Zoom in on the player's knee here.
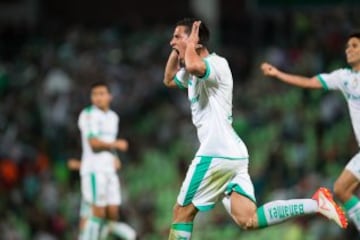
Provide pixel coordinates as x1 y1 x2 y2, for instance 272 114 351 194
92 206 106 219
232 212 257 230
172 204 197 222
107 211 119 221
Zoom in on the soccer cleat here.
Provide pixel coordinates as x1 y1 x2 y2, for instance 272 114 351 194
312 187 348 229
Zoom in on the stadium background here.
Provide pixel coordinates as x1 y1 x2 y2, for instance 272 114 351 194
0 0 360 239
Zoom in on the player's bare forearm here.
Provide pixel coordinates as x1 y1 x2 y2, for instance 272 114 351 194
164 50 180 88
275 71 322 89
276 72 321 88
89 138 117 152
184 42 206 77
261 62 322 89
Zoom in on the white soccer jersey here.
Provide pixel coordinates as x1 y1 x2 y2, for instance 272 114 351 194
317 68 360 146
174 53 248 159
78 105 119 174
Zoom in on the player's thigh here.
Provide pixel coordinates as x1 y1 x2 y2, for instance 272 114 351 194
81 172 107 207
230 192 257 220
106 173 121 206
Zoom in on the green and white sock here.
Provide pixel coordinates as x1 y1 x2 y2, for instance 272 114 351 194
168 222 193 240
344 196 360 231
257 199 318 228
99 221 110 240
107 221 136 240
82 216 103 240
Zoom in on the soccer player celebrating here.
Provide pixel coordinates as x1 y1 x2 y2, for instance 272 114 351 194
78 82 136 240
164 18 347 240
261 31 360 232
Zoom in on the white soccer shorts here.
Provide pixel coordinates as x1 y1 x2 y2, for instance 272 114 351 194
81 172 121 207
345 152 360 180
177 156 256 211
80 198 92 218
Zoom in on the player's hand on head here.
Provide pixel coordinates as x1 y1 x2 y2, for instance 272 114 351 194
114 139 129 152
187 20 201 46
261 62 279 77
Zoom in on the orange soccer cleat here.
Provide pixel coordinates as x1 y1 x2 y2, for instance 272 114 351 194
312 187 348 229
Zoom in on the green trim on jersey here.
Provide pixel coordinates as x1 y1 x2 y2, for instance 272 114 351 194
90 173 97 202
85 105 93 113
195 155 248 160
257 206 268 228
344 196 360 211
183 156 212 205
199 59 211 80
197 204 215 212
189 94 200 104
174 75 186 90
87 132 99 139
226 182 256 203
316 75 328 91
171 222 193 232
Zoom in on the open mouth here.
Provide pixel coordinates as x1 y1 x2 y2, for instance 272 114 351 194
173 48 180 55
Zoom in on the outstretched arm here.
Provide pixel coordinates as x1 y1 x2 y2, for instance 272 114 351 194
261 62 322 89
164 50 180 88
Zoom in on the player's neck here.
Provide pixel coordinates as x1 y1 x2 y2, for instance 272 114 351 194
95 105 110 112
352 64 360 72
198 48 209 58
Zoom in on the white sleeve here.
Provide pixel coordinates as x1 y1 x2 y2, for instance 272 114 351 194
78 110 100 138
199 58 217 82
174 68 189 89
316 69 345 91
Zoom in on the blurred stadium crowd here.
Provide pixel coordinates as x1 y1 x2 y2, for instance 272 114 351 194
1 3 360 240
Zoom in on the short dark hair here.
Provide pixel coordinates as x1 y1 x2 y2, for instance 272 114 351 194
90 81 110 92
176 17 210 47
347 31 360 40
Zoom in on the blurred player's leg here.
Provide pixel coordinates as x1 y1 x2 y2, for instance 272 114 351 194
81 173 107 240
100 174 136 240
100 205 136 240
82 214 103 240
78 199 92 240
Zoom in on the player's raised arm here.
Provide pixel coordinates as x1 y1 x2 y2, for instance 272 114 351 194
163 49 180 88
261 62 322 89
184 21 207 77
